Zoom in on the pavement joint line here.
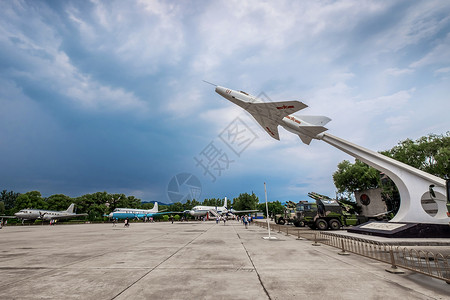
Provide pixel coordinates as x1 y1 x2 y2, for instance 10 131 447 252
302 238 438 299
110 223 217 300
233 224 272 300
0 231 169 290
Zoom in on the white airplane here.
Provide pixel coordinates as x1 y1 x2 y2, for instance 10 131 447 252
108 202 167 219
211 83 331 144
185 198 259 218
14 203 87 222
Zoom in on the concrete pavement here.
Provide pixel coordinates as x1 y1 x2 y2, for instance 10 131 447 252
0 221 448 299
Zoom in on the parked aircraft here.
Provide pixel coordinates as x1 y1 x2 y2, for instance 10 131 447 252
211 83 331 145
108 202 168 219
14 203 87 222
185 198 258 218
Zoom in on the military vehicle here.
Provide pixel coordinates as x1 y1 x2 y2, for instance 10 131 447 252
274 201 310 227
299 192 375 230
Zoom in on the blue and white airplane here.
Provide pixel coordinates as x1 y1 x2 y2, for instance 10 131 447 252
108 202 167 220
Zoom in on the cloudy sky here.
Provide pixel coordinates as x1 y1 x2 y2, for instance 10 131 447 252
1 0 449 204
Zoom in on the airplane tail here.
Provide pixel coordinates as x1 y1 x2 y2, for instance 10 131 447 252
297 115 331 126
151 202 158 213
65 203 75 213
297 115 331 145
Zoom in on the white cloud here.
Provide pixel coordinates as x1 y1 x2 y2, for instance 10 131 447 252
384 68 414 76
410 33 450 68
435 67 450 74
370 1 450 53
0 1 148 114
67 0 186 75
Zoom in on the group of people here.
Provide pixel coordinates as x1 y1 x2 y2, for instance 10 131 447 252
112 214 256 227
238 215 253 229
213 215 254 229
215 216 228 225
112 217 130 227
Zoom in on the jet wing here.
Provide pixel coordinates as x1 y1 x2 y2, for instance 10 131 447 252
245 101 308 119
231 209 260 214
253 115 280 140
50 213 88 220
244 101 307 140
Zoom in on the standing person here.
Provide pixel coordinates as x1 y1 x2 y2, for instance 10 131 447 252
124 217 129 227
243 216 248 229
223 216 227 225
112 218 117 227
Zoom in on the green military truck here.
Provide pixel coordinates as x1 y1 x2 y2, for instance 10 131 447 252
298 192 371 230
274 200 311 227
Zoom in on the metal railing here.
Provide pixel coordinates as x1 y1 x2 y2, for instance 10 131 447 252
255 221 450 283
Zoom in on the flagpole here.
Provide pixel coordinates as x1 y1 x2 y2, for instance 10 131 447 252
263 182 276 240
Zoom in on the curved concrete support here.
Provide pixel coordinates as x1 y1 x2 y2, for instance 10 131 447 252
318 133 448 225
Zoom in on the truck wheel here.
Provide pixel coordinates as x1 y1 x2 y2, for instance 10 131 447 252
315 219 328 230
328 219 341 230
294 221 305 227
278 218 285 225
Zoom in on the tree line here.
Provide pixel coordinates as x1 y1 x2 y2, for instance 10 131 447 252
0 190 283 221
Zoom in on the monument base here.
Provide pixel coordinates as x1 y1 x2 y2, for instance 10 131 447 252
347 221 450 238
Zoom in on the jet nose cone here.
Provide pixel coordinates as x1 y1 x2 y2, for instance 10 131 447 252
215 86 227 97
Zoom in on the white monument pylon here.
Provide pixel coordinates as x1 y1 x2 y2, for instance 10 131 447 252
318 133 448 225
212 84 448 225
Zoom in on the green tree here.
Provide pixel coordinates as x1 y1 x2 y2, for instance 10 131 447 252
15 191 46 211
1 189 20 212
257 200 284 218
76 192 110 221
141 202 155 210
45 194 73 211
232 192 259 211
0 201 5 215
169 202 184 212
333 160 381 195
381 132 450 179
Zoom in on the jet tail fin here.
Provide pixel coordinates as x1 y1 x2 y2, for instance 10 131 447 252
66 203 75 213
152 202 158 213
296 115 331 145
297 115 331 126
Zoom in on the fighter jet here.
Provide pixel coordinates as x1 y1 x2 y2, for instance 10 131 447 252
213 84 331 144
14 203 87 222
